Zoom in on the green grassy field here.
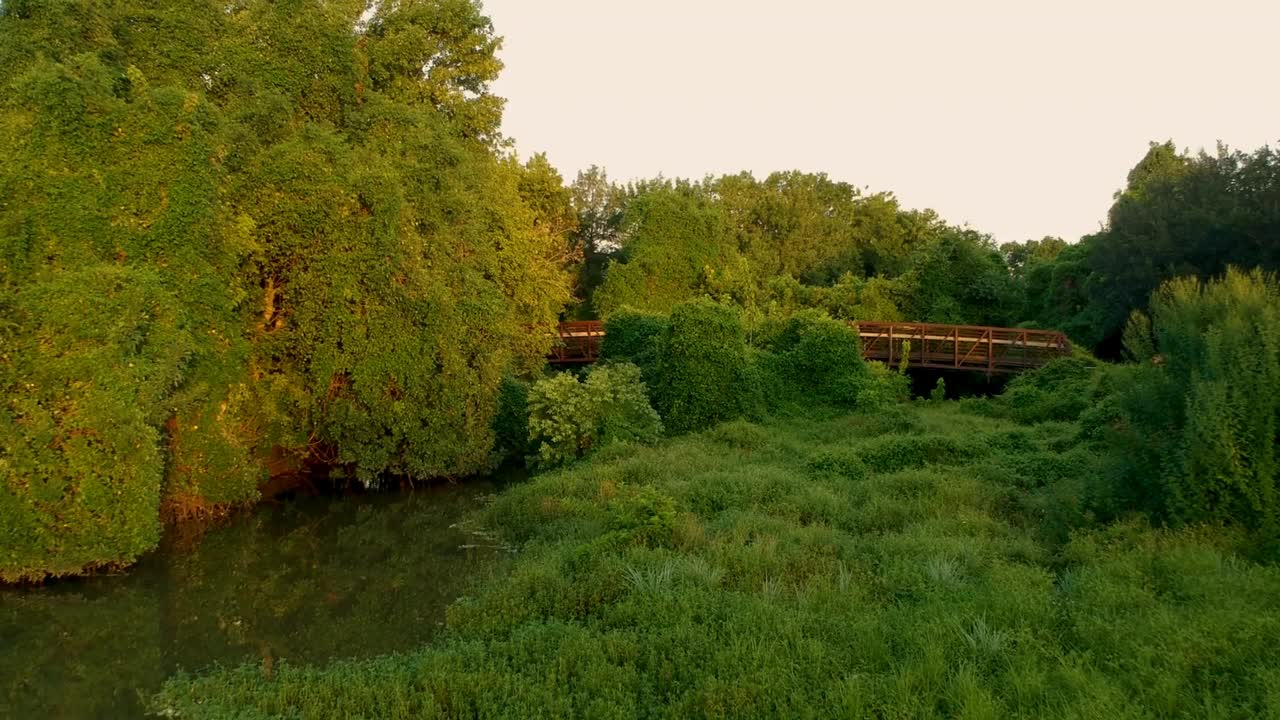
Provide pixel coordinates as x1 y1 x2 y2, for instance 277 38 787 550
155 402 1280 719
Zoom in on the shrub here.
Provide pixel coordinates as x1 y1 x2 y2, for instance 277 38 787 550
1108 268 1280 530
605 485 678 548
600 309 669 381
527 364 662 469
858 361 912 407
751 308 830 352
854 434 985 473
995 357 1098 423
491 375 531 463
771 313 869 406
652 300 756 434
806 450 870 481
754 311 907 411
930 377 947 403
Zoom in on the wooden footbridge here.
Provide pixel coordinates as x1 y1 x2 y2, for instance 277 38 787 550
550 320 1070 374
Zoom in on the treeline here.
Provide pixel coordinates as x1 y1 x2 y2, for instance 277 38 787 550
568 143 1280 357
0 1 577 581
569 169 1019 327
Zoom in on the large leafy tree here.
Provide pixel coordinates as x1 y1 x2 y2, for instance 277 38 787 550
592 184 733 316
894 228 1022 326
0 0 572 580
1030 142 1280 351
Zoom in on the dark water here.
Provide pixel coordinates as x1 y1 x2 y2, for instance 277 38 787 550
0 477 509 719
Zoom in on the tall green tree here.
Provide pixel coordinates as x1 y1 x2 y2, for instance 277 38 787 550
1032 141 1280 351
568 165 628 314
0 0 573 580
593 185 733 316
897 228 1021 326
1002 236 1068 278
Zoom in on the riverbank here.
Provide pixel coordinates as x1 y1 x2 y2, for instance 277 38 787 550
154 402 1280 718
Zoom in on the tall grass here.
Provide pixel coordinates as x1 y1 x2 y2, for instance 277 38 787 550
154 404 1280 718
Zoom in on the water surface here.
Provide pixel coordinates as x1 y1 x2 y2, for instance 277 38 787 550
0 478 507 718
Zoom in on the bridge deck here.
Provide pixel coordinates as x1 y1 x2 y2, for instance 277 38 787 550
550 320 1071 374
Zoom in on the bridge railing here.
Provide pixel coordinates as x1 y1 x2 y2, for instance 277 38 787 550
549 320 604 363
548 319 1071 374
854 322 1071 374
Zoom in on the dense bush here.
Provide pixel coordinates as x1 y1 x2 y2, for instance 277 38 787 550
651 300 757 434
1106 268 1280 531
491 376 532 464
990 357 1100 424
757 311 902 409
600 309 669 381
526 364 662 469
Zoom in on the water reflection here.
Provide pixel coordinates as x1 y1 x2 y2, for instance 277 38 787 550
0 478 505 719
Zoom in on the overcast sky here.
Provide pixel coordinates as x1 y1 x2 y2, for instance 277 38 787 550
482 0 1278 245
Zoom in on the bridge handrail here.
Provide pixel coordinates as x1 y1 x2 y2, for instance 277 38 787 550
853 320 1069 340
550 319 1072 371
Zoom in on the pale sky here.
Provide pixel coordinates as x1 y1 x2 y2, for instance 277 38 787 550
482 0 1279 245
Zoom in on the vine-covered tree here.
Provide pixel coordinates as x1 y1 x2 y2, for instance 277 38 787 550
0 0 573 581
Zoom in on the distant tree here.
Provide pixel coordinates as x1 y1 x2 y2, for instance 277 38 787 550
517 153 578 241
568 166 629 313
1046 141 1280 353
1002 236 1068 277
593 186 734 316
898 228 1021 326
571 166 628 255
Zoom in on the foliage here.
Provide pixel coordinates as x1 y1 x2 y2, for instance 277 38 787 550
1002 236 1068 277
1026 142 1280 352
930 377 947 403
0 0 574 578
526 364 662 469
585 170 1029 329
567 166 629 315
898 227 1021 326
156 404 1280 718
651 300 756 434
760 274 904 323
593 186 732 316
755 311 897 410
599 308 668 381
491 376 531 464
1 267 179 581
988 357 1100 424
1020 242 1105 346
1107 268 1280 530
